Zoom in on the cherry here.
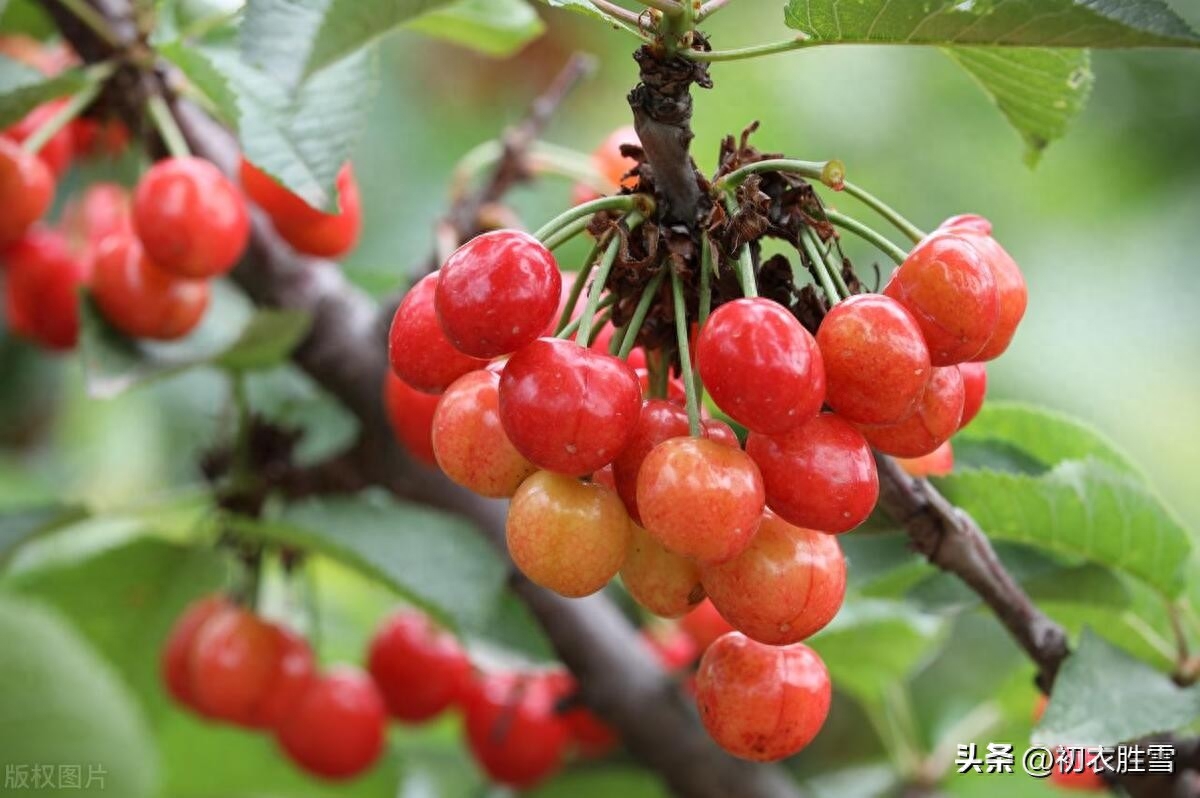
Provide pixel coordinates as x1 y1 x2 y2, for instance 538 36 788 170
898 441 955 477
696 632 831 762
816 294 931 425
506 470 631 597
621 523 705 618
0 137 54 248
0 35 76 75
161 595 230 709
432 369 537 497
593 125 640 190
253 627 318 730
642 623 700 671
1032 696 1108 792
958 361 987 429
939 213 992 236
5 100 74 176
680 599 735 653
701 511 845 645
61 182 132 252
382 372 440 467
132 156 250 279
611 399 690 521
72 117 130 159
635 367 688 403
435 230 561 359
388 272 489 393
702 419 741 449
591 464 617 491
462 671 569 788
276 667 387 780
858 365 965 458
367 609 472 724
939 217 1027 361
636 437 765 566
240 159 362 259
696 297 825 434
499 338 642 476
885 231 1000 366
91 234 209 341
2 226 89 351
542 670 618 758
746 413 878 535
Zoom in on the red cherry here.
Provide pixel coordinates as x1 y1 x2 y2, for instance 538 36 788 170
61 182 132 252
958 361 987 429
72 117 130 159
897 441 954 478
91 234 209 341
636 437 765 566
642 623 700 671
621 523 705 618
432 369 537 497
435 230 561 358
367 610 472 724
1051 765 1107 792
0 137 54 248
817 294 931 425
965 235 1027 361
593 125 640 190
591 464 617 490
611 399 690 521
132 156 250 279
388 272 489 393
702 419 741 449
382 371 440 467
161 595 230 708
2 226 89 350
939 214 992 236
250 627 317 730
746 413 878 535
542 670 618 758
586 320 647 369
240 159 362 259
462 672 569 788
187 606 285 724
5 100 74 176
277 667 387 780
884 232 999 366
696 298 825 434
858 365 965 458
701 512 845 645
506 470 631 598
635 367 688 402
696 633 831 762
680 599 735 653
499 338 642 476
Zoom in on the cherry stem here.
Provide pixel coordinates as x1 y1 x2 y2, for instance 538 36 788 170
800 226 842 307
716 158 842 191
57 0 122 48
684 36 814 63
147 94 191 159
578 214 639 347
451 140 609 201
840 180 926 244
670 268 702 437
21 66 111 155
824 208 909 265
617 267 667 359
722 194 758 298
543 216 593 251
640 0 684 16
815 231 853 298
533 194 646 243
555 242 603 336
557 302 615 342
694 235 714 401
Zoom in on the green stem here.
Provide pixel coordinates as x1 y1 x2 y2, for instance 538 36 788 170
58 0 122 48
696 0 729 21
577 222 632 347
21 66 112 155
555 243 602 336
640 0 684 16
533 195 646 243
618 268 667 360
684 36 813 63
670 269 701 437
542 215 592 251
558 304 614 342
840 180 926 244
697 234 714 330
824 208 909 265
722 195 758 298
816 233 853 298
147 94 191 158
800 227 842 307
717 158 842 191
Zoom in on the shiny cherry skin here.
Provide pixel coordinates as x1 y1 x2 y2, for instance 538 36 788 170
0 137 54 248
276 667 387 780
621 523 705 618
885 231 1000 366
695 632 831 762
939 213 992 236
696 298 825 435
702 419 741 449
367 609 472 724
593 125 640 190
897 441 954 478
611 399 690 521
382 371 440 467
240 159 362 259
432 369 537 497
161 595 230 709
637 437 765 566
91 234 209 341
61 182 132 252
499 338 642 476
2 226 89 351
958 361 987 430
701 511 846 645
746 413 878 535
132 156 250 279
816 294 931 425
5 100 74 176
462 671 569 788
939 217 1027 361
680 599 735 653
388 272 488 393
250 627 317 730
858 365 965 458
506 470 631 598
187 605 286 724
435 230 561 359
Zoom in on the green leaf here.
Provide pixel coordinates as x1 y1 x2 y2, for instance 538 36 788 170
1034 629 1200 745
0 596 157 798
159 42 240 129
783 0 1200 48
407 0 545 57
540 0 639 33
213 309 312 371
232 489 507 631
0 56 86 128
0 504 88 565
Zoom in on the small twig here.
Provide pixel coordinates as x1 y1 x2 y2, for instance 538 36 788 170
592 0 649 26
696 0 730 21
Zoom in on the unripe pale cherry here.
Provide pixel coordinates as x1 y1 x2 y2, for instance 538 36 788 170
621 523 705 618
680 599 735 653
276 667 387 781
0 137 54 248
2 227 89 351
898 441 955 477
91 234 210 341
435 230 561 358
816 294 931 425
695 632 831 762
61 182 132 252
701 511 845 645
637 437 765 566
611 399 690 521
499 338 642 476
367 610 472 723
240 159 361 259
382 372 440 467
884 231 999 366
938 216 1027 361
958 361 987 430
132 156 250 279
462 671 569 788
506 471 631 598
746 413 878 535
696 297 825 434
388 272 488 393
858 365 965 458
432 369 537 497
